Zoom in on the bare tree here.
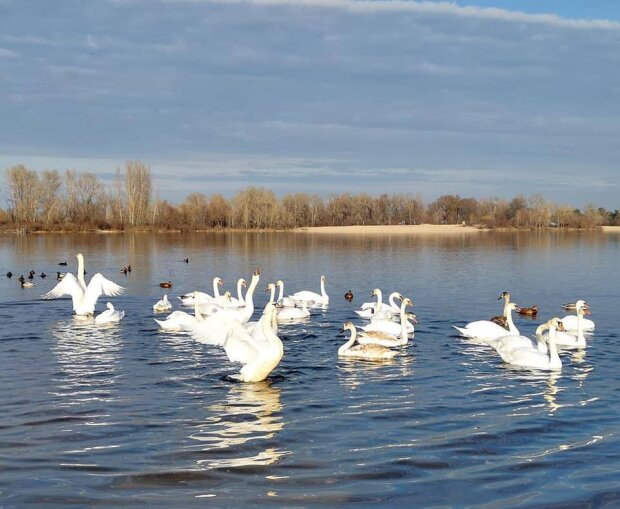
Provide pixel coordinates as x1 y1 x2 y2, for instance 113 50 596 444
6 164 40 226
125 161 152 226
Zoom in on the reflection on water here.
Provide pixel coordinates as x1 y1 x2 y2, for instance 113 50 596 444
189 381 288 470
51 318 123 406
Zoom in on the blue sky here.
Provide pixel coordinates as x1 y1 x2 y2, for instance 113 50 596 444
0 0 618 208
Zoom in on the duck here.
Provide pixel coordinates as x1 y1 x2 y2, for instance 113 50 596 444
18 275 36 288
289 275 329 307
6 271 12 278
357 312 417 348
496 318 564 370
561 300 595 332
153 294 172 312
517 304 539 317
338 322 398 360
39 272 46 278
95 302 125 324
28 270 35 280
42 253 124 316
159 281 173 289
120 266 130 275
58 261 67 266
344 290 353 302
453 297 519 341
182 258 189 263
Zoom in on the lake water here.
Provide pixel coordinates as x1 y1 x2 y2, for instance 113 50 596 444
1 230 619 507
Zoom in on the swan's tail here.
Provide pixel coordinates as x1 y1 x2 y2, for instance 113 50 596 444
155 318 180 331
452 325 471 337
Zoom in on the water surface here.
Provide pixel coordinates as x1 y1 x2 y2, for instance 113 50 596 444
1 231 619 507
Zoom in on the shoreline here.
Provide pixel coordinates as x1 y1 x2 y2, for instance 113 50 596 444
602 226 620 232
297 224 486 234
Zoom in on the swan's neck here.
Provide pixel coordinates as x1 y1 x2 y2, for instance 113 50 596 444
243 274 260 318
547 325 561 364
505 307 518 334
399 314 409 339
338 328 356 355
213 278 221 298
375 290 383 312
76 254 87 289
163 294 168 303
268 285 275 305
237 279 246 304
277 282 284 303
576 310 585 342
320 278 327 299
388 292 399 309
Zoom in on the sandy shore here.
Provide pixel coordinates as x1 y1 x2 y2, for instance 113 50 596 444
602 226 620 232
298 224 485 234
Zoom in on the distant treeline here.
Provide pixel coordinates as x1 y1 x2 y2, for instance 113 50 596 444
2 162 619 231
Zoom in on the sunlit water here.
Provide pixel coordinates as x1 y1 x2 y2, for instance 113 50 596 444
1 231 619 507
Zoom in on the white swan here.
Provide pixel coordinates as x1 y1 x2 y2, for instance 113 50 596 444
95 302 125 324
561 300 595 332
356 291 402 319
290 275 329 307
277 301 310 322
155 300 204 332
362 297 415 336
227 278 247 308
357 312 416 348
490 315 550 356
153 294 172 312
179 277 223 306
453 299 519 340
549 300 588 349
275 280 296 307
42 253 124 316
496 318 563 370
199 303 284 382
195 269 261 328
338 322 398 360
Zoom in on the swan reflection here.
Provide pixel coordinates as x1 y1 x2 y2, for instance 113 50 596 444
50 317 123 405
189 381 288 469
337 354 414 391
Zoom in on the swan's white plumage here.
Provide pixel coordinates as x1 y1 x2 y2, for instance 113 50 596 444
95 302 125 324
153 294 172 312
42 253 124 316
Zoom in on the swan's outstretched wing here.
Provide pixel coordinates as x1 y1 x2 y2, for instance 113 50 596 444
42 273 81 299
221 328 260 364
83 273 124 310
191 315 245 346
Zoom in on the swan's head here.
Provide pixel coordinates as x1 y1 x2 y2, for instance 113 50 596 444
276 279 284 287
506 302 518 311
575 300 590 314
402 297 414 308
498 291 510 301
223 291 232 301
106 302 114 310
321 275 326 282
406 312 418 324
216 277 224 286
254 266 262 276
239 278 247 287
76 253 84 263
548 318 565 331
372 288 380 297
265 283 275 292
341 321 355 332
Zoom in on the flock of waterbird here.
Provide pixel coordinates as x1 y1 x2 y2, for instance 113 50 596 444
15 253 594 382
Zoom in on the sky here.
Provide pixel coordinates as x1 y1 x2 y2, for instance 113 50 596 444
0 0 619 208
